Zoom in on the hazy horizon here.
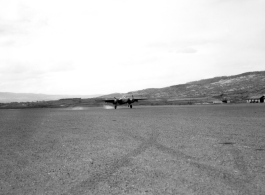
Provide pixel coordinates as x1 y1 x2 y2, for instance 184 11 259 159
1 0 265 95
1 70 264 96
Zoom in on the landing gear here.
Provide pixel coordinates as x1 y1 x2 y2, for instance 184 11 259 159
129 105 132 109
114 105 117 109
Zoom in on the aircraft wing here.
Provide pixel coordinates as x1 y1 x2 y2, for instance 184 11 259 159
133 98 147 101
105 99 115 103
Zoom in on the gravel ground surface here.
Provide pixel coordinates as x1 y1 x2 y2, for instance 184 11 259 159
0 104 265 195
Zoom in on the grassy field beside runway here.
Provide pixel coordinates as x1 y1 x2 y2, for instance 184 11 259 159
0 104 265 194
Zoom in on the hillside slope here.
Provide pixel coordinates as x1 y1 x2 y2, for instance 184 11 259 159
2 71 265 104
112 71 265 102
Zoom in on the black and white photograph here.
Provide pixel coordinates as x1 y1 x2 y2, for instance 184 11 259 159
0 0 265 194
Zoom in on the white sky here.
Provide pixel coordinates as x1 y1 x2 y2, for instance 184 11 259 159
0 0 265 95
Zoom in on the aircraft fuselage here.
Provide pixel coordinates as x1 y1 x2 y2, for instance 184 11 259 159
116 98 137 105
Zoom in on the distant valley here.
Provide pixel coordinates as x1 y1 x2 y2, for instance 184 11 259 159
0 92 102 103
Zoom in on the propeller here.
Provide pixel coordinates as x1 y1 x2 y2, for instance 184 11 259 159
128 95 134 103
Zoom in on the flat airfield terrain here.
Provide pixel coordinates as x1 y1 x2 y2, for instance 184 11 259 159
0 104 265 195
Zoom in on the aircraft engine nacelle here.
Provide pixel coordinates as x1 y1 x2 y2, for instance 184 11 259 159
114 97 118 104
129 95 135 103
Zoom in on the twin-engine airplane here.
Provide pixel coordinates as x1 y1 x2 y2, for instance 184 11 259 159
105 95 146 109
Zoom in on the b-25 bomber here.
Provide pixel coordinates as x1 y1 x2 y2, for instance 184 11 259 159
105 95 146 109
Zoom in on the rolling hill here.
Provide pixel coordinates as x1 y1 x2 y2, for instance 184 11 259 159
101 71 265 103
1 71 265 105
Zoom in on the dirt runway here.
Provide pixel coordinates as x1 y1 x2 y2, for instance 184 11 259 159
0 104 265 194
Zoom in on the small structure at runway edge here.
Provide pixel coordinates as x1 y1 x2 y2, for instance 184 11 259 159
246 95 265 103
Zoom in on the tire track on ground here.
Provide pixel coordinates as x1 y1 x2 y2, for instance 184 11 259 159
123 130 261 194
64 128 262 194
64 130 160 194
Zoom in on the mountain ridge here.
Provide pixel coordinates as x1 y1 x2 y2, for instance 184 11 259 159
100 71 265 102
1 71 265 103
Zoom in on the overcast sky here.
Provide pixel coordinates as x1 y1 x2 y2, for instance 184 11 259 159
0 0 264 95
